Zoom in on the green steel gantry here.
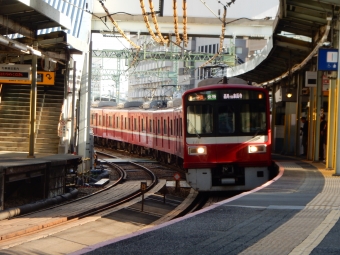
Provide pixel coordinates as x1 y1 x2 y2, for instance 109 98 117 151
91 48 237 102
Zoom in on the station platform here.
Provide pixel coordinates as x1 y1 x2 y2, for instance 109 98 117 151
0 151 53 160
0 151 82 211
70 155 340 255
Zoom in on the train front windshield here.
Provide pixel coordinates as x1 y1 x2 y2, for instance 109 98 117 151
186 89 268 137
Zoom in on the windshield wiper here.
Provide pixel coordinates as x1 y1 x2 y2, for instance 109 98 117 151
253 128 265 138
188 120 201 139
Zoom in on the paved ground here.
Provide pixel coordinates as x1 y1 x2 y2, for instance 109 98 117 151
69 156 340 255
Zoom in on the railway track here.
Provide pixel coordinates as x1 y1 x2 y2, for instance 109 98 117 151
0 151 193 244
0 150 244 254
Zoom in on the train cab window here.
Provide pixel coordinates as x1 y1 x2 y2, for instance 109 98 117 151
187 105 213 135
218 106 235 134
163 119 167 135
240 103 266 133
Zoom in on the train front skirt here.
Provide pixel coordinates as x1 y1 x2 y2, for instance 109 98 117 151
186 166 269 191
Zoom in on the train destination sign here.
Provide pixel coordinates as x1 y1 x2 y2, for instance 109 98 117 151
0 64 31 81
0 71 55 85
187 90 265 101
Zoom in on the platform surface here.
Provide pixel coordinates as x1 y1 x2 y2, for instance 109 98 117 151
69 155 340 255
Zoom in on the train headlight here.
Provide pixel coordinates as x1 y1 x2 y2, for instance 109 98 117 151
248 145 266 153
188 146 207 155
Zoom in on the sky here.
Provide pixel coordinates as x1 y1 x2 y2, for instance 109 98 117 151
93 0 279 19
92 0 279 50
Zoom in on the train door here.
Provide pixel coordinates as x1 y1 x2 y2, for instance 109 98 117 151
170 118 174 154
93 112 98 135
138 116 141 143
110 114 114 138
167 117 170 149
179 117 183 154
131 115 134 142
175 117 178 153
146 116 149 144
104 113 107 138
161 117 164 148
120 115 123 139
155 117 158 147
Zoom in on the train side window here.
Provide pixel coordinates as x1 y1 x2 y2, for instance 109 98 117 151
149 119 152 132
103 115 106 127
163 119 167 135
116 117 119 128
142 118 145 132
99 115 102 126
91 114 94 124
128 118 131 130
109 116 112 127
157 119 160 134
124 117 127 129
153 119 155 133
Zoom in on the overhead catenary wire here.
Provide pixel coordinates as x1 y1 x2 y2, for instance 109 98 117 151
61 0 132 51
182 0 188 47
148 0 169 45
140 0 163 44
173 0 182 45
98 0 140 49
199 5 227 68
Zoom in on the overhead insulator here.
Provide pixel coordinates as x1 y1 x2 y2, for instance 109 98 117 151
159 0 164 17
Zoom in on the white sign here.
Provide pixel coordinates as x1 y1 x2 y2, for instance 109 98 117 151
327 52 338 63
305 71 317 87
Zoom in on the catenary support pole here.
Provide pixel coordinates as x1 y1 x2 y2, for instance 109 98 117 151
28 41 38 158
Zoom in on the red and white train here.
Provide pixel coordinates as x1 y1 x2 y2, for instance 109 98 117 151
91 82 273 191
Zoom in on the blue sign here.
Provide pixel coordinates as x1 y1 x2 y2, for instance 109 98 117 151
317 48 338 71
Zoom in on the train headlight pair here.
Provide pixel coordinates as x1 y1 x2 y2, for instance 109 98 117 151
188 146 207 155
248 145 267 153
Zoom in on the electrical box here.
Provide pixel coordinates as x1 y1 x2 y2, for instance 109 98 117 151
305 71 317 87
